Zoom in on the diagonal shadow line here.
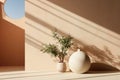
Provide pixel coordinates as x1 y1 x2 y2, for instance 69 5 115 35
25 18 86 50
25 21 52 37
26 34 44 45
25 37 42 49
27 0 120 41
37 0 84 22
25 13 56 33
26 0 99 35
26 13 120 48
25 34 44 49
65 73 120 80
37 0 120 40
26 13 86 46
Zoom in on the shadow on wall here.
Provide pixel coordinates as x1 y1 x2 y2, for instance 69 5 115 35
25 34 43 50
47 0 120 34
69 43 120 70
69 44 120 73
88 63 119 72
84 45 120 70
26 13 120 71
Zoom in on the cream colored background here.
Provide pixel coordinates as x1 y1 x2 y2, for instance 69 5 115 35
1 0 120 71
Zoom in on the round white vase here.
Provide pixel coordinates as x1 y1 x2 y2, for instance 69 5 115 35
69 49 91 73
56 62 66 72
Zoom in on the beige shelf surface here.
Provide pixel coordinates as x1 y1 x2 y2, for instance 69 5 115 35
0 71 119 80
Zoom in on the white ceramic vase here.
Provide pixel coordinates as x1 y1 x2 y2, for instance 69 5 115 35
69 49 91 73
56 62 66 72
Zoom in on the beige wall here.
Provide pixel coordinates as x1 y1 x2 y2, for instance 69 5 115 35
25 0 120 71
0 2 25 66
25 43 56 71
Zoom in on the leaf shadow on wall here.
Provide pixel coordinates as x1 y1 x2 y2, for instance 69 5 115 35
68 42 120 73
86 63 119 74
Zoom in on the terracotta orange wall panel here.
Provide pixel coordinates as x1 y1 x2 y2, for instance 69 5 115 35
0 19 25 66
0 3 2 19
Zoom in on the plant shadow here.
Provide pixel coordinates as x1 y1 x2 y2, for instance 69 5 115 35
86 63 119 74
84 45 120 70
68 43 120 71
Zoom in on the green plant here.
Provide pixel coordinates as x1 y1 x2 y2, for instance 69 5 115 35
41 32 73 63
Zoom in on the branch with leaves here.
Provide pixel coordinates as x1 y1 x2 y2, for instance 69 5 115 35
41 31 73 63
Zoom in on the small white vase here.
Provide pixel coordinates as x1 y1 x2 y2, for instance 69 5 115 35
57 62 66 72
69 49 91 73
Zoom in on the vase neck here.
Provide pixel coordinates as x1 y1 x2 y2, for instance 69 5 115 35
77 49 81 52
